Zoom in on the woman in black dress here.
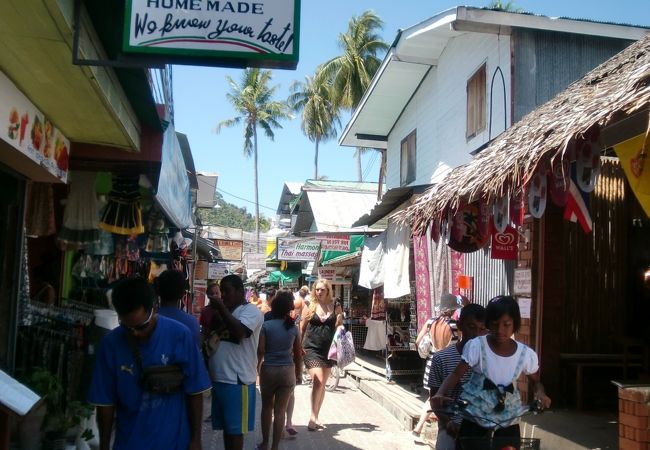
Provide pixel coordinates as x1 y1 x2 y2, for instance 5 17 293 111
300 279 342 431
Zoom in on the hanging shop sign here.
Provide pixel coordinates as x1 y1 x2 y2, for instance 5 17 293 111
317 267 336 280
208 261 229 279
0 72 70 183
318 234 350 251
277 237 320 261
244 252 266 270
213 239 243 261
123 0 301 69
490 225 518 260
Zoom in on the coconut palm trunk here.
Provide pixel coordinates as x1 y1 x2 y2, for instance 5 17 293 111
314 138 320 179
253 125 260 252
356 148 363 181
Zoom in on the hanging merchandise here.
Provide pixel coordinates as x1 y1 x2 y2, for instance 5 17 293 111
528 171 548 219
58 172 100 249
564 163 593 233
25 182 56 237
144 206 170 253
430 218 440 244
448 200 490 253
549 157 570 207
99 174 145 235
492 194 509 233
510 189 525 227
576 134 602 193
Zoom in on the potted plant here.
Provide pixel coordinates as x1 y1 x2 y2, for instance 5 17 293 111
24 368 94 450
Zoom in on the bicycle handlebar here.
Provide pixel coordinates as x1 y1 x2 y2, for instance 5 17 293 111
431 399 544 429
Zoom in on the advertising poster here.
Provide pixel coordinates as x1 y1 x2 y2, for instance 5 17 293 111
0 72 70 183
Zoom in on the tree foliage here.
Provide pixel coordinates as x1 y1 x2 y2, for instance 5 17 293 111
197 192 270 232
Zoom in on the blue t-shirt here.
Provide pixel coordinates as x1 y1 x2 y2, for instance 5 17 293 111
88 315 211 450
158 306 201 348
261 319 297 366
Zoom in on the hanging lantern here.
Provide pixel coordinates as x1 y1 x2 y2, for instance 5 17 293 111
528 171 548 219
492 194 509 233
549 157 570 206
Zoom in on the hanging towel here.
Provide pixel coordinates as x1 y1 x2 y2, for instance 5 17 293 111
358 232 386 289
383 220 410 299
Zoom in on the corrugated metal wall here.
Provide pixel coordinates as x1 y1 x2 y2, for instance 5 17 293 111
513 30 633 122
464 249 515 306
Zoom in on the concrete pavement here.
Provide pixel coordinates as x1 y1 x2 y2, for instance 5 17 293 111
201 376 430 450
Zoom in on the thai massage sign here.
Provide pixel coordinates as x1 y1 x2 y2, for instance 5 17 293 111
277 237 320 261
0 72 69 183
123 0 300 69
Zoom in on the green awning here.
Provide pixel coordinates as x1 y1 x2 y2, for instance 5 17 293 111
267 270 302 284
319 235 365 265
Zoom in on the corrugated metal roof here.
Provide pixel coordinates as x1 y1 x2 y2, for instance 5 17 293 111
303 179 381 192
294 189 383 233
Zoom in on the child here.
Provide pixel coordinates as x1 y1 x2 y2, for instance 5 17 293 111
432 296 551 444
428 304 487 450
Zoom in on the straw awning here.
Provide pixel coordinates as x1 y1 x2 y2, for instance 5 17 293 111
400 34 650 234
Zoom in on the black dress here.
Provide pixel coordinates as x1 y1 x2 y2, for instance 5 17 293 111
303 312 337 369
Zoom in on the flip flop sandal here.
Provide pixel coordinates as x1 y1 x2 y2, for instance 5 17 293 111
285 426 298 436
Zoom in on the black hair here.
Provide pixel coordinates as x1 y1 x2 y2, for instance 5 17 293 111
111 277 155 316
485 295 521 332
220 274 244 292
156 269 186 303
271 291 295 329
459 303 486 324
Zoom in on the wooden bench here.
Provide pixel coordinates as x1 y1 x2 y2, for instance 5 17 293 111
560 353 645 410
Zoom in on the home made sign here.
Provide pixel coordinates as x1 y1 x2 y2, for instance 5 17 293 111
124 0 300 68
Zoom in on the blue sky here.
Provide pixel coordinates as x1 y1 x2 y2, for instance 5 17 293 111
172 0 650 222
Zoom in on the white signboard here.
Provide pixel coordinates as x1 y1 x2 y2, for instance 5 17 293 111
277 237 320 261
317 267 336 280
0 72 70 183
124 0 300 67
245 252 266 270
513 268 532 295
517 297 532 319
319 234 350 252
208 262 229 279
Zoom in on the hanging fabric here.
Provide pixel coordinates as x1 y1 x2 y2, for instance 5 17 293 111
383 220 411 299
99 174 145 235
58 171 100 249
358 232 386 289
25 182 56 237
413 233 432 330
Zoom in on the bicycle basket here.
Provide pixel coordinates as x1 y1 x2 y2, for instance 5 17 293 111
458 436 540 450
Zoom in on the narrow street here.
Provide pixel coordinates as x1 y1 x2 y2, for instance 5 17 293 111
201 377 427 450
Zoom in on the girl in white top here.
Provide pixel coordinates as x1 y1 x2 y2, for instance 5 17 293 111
432 296 551 444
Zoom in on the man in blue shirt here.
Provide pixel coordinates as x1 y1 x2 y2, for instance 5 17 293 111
156 269 201 347
88 277 211 450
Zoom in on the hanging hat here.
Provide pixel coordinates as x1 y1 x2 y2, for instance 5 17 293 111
439 293 461 313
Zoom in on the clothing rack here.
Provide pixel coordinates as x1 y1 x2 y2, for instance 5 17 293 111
24 301 95 326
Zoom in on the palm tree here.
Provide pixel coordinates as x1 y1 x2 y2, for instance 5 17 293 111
488 1 522 12
288 73 340 179
216 68 291 252
319 10 389 181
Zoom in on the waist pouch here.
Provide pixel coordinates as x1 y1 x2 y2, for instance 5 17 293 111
141 364 184 394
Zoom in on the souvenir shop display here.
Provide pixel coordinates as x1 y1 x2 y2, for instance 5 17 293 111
57 172 100 249
99 174 144 235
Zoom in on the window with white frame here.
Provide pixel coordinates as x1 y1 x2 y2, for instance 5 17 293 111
400 130 416 186
466 63 486 139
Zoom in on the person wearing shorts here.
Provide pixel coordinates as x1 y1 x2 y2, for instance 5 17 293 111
208 275 264 450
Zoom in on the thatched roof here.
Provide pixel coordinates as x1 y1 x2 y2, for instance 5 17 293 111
401 33 650 235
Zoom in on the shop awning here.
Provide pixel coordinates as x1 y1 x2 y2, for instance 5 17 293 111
267 270 302 284
352 184 431 227
155 124 193 229
320 235 365 265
